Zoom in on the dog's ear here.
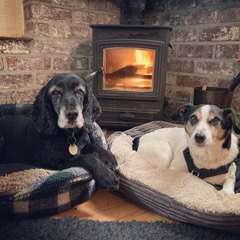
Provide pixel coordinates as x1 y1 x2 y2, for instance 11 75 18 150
83 87 102 132
32 86 58 136
171 103 195 123
222 108 240 135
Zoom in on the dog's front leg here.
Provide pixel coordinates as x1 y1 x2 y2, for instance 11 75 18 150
221 162 236 194
82 143 118 169
58 153 119 191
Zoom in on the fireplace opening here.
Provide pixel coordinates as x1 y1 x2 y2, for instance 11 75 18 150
103 48 155 91
91 24 172 129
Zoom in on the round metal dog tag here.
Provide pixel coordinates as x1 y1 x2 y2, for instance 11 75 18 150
69 144 78 155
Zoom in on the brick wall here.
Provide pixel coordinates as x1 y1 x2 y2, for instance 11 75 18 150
0 0 240 120
145 0 240 119
0 0 120 103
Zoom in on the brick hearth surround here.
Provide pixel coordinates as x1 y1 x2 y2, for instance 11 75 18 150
0 0 240 121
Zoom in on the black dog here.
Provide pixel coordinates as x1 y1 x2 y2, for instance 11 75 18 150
0 73 119 191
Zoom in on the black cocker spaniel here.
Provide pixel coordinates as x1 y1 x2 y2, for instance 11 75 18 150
0 73 119 191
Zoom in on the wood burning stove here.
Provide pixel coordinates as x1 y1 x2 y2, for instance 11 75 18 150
91 24 172 129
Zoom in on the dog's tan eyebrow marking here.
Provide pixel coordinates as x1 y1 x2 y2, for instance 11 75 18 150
49 86 63 94
194 110 202 120
208 111 217 121
75 85 86 94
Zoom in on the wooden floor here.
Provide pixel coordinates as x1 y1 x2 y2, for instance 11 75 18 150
53 189 172 222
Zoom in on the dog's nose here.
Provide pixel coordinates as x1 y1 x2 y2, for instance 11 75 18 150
66 110 78 121
194 133 206 144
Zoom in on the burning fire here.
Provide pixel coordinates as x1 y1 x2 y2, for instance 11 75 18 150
104 48 154 91
134 50 153 68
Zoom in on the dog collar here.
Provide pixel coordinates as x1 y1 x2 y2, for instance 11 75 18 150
183 147 232 179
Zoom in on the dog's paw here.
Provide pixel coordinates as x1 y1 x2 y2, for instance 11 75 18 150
98 151 118 169
95 168 119 191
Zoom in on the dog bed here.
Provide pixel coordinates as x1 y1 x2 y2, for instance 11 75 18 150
107 121 240 233
0 103 107 218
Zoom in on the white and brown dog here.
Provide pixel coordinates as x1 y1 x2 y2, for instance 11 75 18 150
134 104 240 194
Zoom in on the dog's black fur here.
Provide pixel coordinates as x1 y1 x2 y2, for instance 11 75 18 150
0 74 119 191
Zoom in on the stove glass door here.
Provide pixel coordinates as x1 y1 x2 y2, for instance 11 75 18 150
103 48 155 92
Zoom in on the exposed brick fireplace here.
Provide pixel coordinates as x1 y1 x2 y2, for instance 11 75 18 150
91 24 171 129
0 0 239 122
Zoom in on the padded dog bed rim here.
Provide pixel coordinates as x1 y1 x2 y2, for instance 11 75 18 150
118 173 240 232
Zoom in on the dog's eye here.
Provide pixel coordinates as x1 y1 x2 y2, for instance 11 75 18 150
189 115 198 125
209 117 220 126
52 90 61 96
76 89 84 95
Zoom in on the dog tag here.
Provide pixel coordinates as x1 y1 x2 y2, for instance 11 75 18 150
69 144 78 155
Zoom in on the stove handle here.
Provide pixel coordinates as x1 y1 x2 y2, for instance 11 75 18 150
119 113 135 121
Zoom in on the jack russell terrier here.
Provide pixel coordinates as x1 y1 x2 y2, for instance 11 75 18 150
133 104 240 194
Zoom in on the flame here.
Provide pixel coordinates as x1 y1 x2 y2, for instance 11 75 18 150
134 50 153 68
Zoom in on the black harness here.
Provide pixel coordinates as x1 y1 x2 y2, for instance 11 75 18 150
183 147 232 179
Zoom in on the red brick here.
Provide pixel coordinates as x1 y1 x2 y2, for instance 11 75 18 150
95 14 119 25
53 25 90 39
199 26 239 41
37 73 58 86
33 41 71 54
168 45 177 57
178 45 214 58
73 11 119 25
152 14 182 27
167 59 194 73
175 89 191 102
11 89 39 103
215 78 240 93
167 0 200 11
166 73 177 86
53 57 89 70
24 4 72 21
215 44 239 59
53 57 72 70
196 61 234 76
72 57 89 70
7 57 51 71
0 58 3 70
0 74 33 89
202 0 240 7
232 98 240 112
92 0 118 12
25 22 50 38
0 41 31 54
73 12 97 25
177 75 209 87
53 0 89 8
170 29 198 42
221 8 240 22
183 10 219 25
74 43 92 56
0 92 8 104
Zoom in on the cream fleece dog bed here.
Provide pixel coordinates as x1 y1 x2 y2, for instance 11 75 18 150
107 121 240 233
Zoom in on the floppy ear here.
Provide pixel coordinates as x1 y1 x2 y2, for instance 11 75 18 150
171 103 195 123
31 86 58 136
222 108 240 135
82 88 102 132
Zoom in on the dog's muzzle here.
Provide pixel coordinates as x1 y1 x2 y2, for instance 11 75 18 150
58 106 84 129
66 110 79 122
194 133 206 144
